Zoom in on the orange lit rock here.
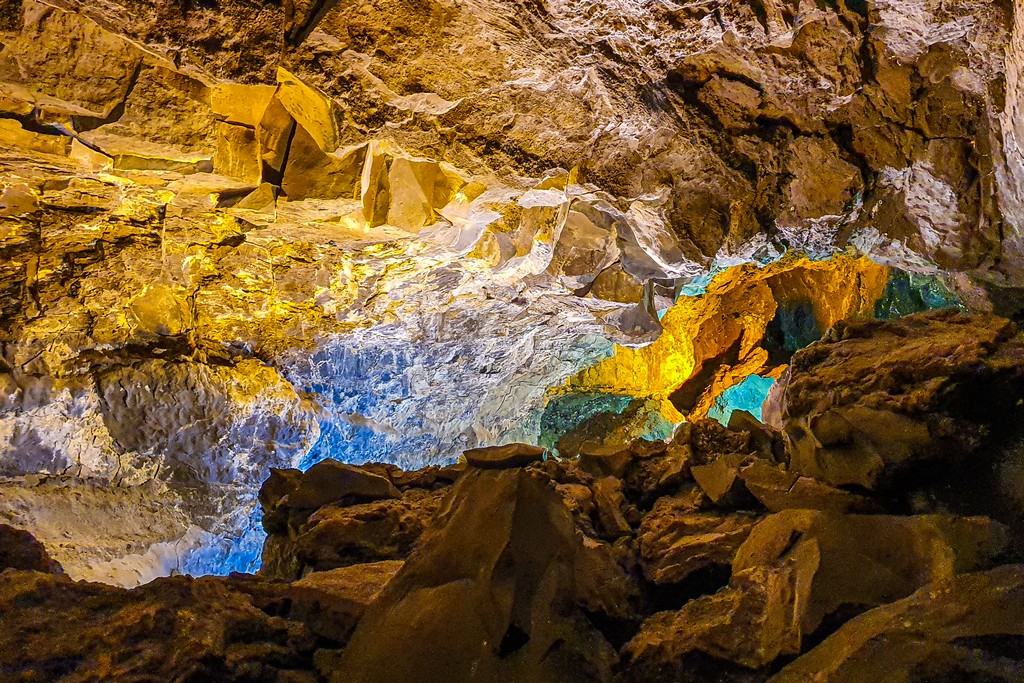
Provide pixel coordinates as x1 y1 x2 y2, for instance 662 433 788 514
563 254 889 420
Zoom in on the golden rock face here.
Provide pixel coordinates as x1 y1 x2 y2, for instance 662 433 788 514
564 254 890 421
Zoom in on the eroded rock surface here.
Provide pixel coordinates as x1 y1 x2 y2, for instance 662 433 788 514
1 317 1023 681
780 311 1024 509
0 0 1020 591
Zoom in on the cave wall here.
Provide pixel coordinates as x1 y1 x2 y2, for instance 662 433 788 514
0 0 1020 583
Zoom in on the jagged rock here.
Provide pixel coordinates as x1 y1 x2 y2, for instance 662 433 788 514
689 420 752 465
277 560 403 643
0 119 71 156
463 442 547 469
258 467 305 531
0 524 62 573
727 410 780 461
691 453 757 506
0 0 141 118
624 561 813 678
289 488 445 574
0 571 320 681
771 565 1024 683
625 510 1008 675
330 467 631 683
734 511 1009 637
214 121 262 183
576 444 636 480
781 311 1024 491
591 476 633 538
286 460 401 509
638 496 757 585
623 441 692 506
0 0 1021 590
737 460 874 513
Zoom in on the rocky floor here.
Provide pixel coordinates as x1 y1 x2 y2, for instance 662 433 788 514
1 310 1022 682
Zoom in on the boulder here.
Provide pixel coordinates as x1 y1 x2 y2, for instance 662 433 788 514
463 442 547 469
624 510 1008 674
691 453 757 506
283 560 404 643
291 488 445 573
0 524 62 573
638 496 758 585
771 565 1024 683
733 511 1009 636
286 459 401 509
623 441 692 506
330 467 633 682
737 460 875 513
781 311 1024 490
591 476 633 538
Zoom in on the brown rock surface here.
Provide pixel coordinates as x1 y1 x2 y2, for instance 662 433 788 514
0 571 321 681
463 442 547 469
286 460 401 509
770 565 1024 683
638 500 758 585
290 489 446 574
332 466 632 683
0 522 62 573
781 311 1024 493
624 509 1008 676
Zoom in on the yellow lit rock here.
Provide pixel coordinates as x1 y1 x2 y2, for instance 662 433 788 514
128 284 188 337
211 83 277 128
387 157 438 231
563 253 890 419
214 122 262 184
275 67 341 153
0 119 72 156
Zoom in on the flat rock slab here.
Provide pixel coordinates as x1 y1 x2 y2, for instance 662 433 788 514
288 460 401 508
463 443 547 469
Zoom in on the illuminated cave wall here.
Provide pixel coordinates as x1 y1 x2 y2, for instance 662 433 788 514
0 0 1016 584
541 254 964 452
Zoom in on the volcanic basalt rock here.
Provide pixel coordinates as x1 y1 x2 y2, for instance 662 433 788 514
1 313 1024 681
0 0 1020 582
779 310 1024 502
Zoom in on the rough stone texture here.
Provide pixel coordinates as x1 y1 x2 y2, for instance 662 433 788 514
259 463 448 580
463 442 547 469
0 571 322 681
771 565 1024 683
0 337 1022 683
0 521 62 573
638 501 758 585
331 466 634 683
0 0 1021 587
624 509 1009 677
780 311 1024 498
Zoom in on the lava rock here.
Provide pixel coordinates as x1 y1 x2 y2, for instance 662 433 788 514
0 572 319 681
638 497 758 585
770 565 1024 683
736 460 875 513
625 509 1008 674
0 524 62 574
691 452 758 506
463 442 547 469
287 459 401 509
781 311 1024 491
330 467 632 682
290 488 446 573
